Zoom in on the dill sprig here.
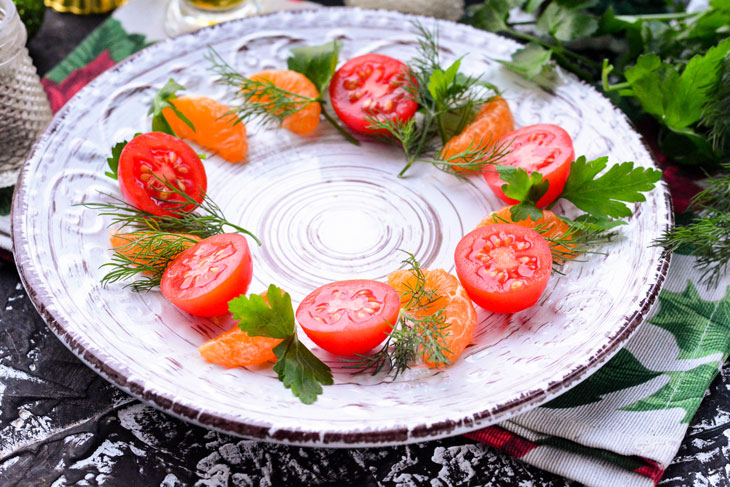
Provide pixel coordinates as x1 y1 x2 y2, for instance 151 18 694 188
700 53 730 156
655 165 730 287
82 177 259 291
101 232 199 291
368 22 507 177
206 48 316 125
345 253 451 378
83 176 260 244
428 136 512 174
206 48 359 145
489 212 617 264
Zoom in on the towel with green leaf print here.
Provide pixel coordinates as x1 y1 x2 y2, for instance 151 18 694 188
467 251 730 487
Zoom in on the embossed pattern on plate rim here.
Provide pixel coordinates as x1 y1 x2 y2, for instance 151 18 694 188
12 7 673 447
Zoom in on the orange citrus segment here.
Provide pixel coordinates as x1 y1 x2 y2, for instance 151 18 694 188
388 268 477 367
477 206 576 259
162 95 248 163
109 231 201 268
440 96 514 171
198 290 284 368
248 70 321 135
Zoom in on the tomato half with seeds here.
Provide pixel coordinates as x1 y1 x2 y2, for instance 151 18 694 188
296 280 400 356
483 124 574 208
118 132 207 217
329 54 418 135
454 224 552 314
161 233 253 317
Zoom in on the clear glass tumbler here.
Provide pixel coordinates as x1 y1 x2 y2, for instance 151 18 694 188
165 0 261 37
0 0 52 188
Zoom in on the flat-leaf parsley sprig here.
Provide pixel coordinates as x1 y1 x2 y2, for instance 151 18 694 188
493 156 662 261
206 43 358 145
229 284 333 404
83 176 259 291
346 253 451 379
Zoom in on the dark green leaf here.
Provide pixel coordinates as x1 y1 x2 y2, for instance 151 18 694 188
0 186 13 216
273 334 334 404
428 58 462 103
464 0 523 32
105 139 127 180
497 42 553 80
496 165 550 206
536 2 599 41
510 202 544 222
149 79 195 136
559 156 662 219
230 284 295 339
287 40 341 95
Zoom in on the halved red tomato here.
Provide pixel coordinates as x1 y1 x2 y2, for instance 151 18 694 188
483 124 574 208
454 224 552 313
329 54 418 135
161 233 253 317
118 132 207 217
296 279 400 356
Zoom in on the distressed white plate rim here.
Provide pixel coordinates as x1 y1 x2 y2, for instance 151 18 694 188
12 8 672 447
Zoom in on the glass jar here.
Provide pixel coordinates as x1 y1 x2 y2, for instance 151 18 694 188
0 0 52 188
44 0 127 14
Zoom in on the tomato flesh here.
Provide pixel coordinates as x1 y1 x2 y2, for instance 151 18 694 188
118 132 207 217
454 224 552 313
329 54 418 135
484 124 574 208
161 233 253 317
296 279 400 356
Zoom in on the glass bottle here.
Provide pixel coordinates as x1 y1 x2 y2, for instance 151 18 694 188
0 0 52 188
44 0 127 14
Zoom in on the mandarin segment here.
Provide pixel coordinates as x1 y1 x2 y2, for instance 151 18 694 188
109 231 201 268
162 95 248 163
387 268 477 367
248 70 321 135
440 96 514 171
198 290 284 367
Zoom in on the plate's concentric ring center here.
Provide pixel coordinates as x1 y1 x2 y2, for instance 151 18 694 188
217 145 465 297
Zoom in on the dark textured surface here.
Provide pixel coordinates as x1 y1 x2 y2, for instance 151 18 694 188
2 255 730 486
5 4 730 487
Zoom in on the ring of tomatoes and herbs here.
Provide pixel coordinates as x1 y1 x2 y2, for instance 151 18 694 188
329 53 418 136
483 124 574 208
454 224 552 314
161 233 253 317
118 132 207 217
296 279 400 356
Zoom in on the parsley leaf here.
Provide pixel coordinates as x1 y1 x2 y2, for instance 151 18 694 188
465 0 522 32
105 140 127 180
273 334 334 405
493 165 549 222
229 284 294 339
229 284 332 404
497 42 553 81
148 78 195 136
559 156 662 219
287 40 341 95
536 1 598 42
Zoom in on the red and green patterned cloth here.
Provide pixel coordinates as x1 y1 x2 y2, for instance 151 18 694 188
39 14 729 487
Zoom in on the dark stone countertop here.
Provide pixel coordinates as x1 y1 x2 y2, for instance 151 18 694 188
3 4 730 487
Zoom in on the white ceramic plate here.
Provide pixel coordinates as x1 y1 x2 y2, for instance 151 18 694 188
13 8 672 446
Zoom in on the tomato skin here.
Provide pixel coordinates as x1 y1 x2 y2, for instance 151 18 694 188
329 54 418 135
296 279 400 356
484 124 574 208
118 132 207 217
454 224 552 313
160 233 253 317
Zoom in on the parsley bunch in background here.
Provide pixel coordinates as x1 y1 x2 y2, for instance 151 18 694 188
464 0 730 168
